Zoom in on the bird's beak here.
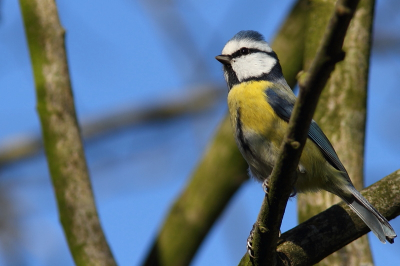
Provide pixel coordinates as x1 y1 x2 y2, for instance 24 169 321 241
215 55 231 65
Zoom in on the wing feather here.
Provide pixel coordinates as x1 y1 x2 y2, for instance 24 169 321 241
265 87 348 175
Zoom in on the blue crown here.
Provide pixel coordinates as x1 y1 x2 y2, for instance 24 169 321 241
231 30 265 42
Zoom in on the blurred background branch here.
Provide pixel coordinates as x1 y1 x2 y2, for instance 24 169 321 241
19 0 116 265
0 85 224 166
138 0 212 84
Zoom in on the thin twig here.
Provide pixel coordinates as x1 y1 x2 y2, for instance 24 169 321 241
0 86 224 166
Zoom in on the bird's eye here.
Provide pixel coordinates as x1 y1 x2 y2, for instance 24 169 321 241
240 48 249 55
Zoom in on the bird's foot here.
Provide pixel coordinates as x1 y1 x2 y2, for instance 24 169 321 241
246 224 282 258
247 224 256 258
263 179 296 197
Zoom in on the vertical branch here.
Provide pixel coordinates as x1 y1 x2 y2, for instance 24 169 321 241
298 0 375 265
19 1 116 265
246 0 360 265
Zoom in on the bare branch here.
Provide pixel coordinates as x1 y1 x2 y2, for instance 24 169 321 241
249 0 361 265
277 169 400 266
240 169 400 266
142 116 249 266
298 0 376 264
0 85 224 165
19 1 116 265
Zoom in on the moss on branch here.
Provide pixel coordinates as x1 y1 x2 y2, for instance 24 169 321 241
19 1 116 265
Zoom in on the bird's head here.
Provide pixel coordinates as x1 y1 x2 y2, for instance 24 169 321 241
216 30 284 90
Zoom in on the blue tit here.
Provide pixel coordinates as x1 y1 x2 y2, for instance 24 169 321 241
215 30 396 244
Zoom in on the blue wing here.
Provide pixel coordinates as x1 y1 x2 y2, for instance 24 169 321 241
265 88 348 174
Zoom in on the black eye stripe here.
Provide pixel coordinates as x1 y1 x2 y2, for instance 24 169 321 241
231 48 276 59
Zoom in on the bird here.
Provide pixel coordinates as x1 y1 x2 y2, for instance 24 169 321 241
215 30 396 245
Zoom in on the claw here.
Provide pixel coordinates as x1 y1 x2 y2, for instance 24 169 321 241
290 187 297 197
247 224 256 258
246 224 282 258
263 178 296 198
247 241 255 258
298 163 306 174
262 179 270 194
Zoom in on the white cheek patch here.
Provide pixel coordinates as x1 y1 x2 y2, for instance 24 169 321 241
231 53 276 82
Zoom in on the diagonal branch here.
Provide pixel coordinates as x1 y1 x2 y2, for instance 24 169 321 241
240 170 400 265
0 85 223 166
19 1 116 265
248 0 361 265
277 169 400 266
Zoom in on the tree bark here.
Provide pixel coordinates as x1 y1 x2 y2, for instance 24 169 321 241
19 1 116 265
298 0 375 265
239 169 400 266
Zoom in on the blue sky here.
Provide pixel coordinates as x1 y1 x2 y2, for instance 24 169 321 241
0 0 399 265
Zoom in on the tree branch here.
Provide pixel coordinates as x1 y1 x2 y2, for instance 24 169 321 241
19 1 116 265
142 116 248 266
141 0 309 265
277 169 400 266
0 85 223 166
240 170 400 265
249 0 361 265
298 0 376 264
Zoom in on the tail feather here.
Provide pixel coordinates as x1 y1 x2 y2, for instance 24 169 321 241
345 186 396 243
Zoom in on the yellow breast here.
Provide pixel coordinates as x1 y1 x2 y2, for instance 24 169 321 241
227 80 287 142
227 80 339 192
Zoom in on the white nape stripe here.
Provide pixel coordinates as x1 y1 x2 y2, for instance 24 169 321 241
231 53 276 82
222 39 272 55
